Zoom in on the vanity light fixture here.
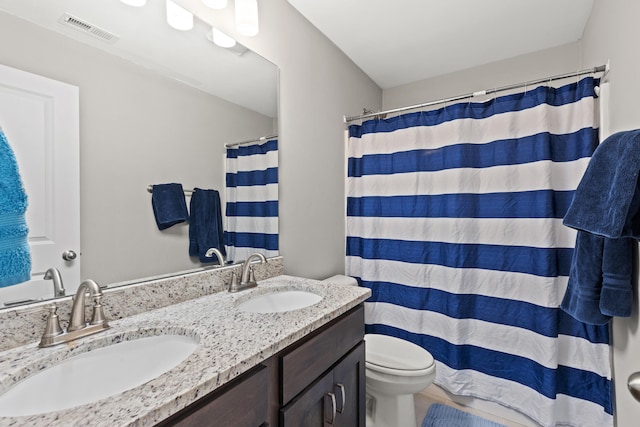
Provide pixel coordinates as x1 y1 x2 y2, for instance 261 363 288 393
203 0 228 9
120 0 147 6
166 0 194 31
234 0 259 36
208 27 237 48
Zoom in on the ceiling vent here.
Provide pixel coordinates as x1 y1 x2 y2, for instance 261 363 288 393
57 13 120 44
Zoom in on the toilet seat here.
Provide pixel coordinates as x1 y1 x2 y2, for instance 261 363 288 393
365 334 435 377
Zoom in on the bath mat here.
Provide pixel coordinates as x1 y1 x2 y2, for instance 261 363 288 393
422 403 507 427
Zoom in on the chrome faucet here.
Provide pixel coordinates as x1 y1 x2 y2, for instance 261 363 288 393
229 253 267 292
39 279 109 348
44 267 66 297
204 247 225 266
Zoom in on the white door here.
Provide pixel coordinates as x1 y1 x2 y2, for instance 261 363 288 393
0 63 80 306
612 276 640 427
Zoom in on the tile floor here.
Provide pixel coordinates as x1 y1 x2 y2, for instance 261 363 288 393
414 385 533 427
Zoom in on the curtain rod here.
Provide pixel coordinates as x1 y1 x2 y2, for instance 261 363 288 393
344 63 609 124
225 134 278 148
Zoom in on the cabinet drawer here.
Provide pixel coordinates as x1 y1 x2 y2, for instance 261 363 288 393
159 364 268 427
281 305 364 405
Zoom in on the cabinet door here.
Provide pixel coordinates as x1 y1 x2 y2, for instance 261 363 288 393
280 342 365 427
333 342 365 427
280 370 335 426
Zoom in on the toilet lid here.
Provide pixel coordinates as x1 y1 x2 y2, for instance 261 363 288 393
365 334 434 371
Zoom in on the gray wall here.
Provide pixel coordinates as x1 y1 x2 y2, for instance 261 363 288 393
581 0 640 133
581 0 640 424
0 12 274 285
383 41 581 110
225 0 382 279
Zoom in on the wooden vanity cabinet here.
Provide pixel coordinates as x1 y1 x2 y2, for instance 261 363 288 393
156 304 365 427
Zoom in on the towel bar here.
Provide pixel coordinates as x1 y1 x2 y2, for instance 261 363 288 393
147 185 194 195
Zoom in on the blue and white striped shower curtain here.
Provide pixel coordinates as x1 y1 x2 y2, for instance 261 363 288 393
225 139 278 263
346 77 612 427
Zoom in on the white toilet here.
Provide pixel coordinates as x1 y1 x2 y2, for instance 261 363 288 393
323 276 437 427
364 333 435 427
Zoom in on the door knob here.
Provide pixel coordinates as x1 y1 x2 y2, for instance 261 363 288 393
628 372 640 402
62 250 77 261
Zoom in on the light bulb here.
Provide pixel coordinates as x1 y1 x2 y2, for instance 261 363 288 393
203 0 228 9
121 0 147 6
210 28 236 48
235 0 259 37
166 0 193 31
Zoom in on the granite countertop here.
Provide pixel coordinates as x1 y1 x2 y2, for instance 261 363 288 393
0 275 371 427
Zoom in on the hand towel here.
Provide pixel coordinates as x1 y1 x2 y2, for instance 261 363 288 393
0 129 31 287
560 232 611 325
600 237 634 317
151 183 189 230
560 129 640 324
189 188 226 263
559 232 634 324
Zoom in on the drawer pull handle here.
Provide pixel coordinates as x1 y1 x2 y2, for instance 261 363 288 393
324 392 337 425
334 383 346 413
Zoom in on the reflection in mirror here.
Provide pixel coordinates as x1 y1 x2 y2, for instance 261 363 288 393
0 0 278 309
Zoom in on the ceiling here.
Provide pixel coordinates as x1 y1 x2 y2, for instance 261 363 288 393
0 0 595 112
0 0 277 117
288 0 595 89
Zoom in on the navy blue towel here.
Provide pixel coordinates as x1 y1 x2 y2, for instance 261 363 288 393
561 233 608 325
151 183 189 230
600 237 634 317
564 129 640 238
560 234 634 324
560 129 640 324
189 188 226 263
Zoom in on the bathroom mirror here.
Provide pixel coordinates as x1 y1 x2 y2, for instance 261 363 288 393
0 0 278 308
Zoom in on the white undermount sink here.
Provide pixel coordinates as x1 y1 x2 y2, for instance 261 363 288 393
0 334 198 417
237 290 323 313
